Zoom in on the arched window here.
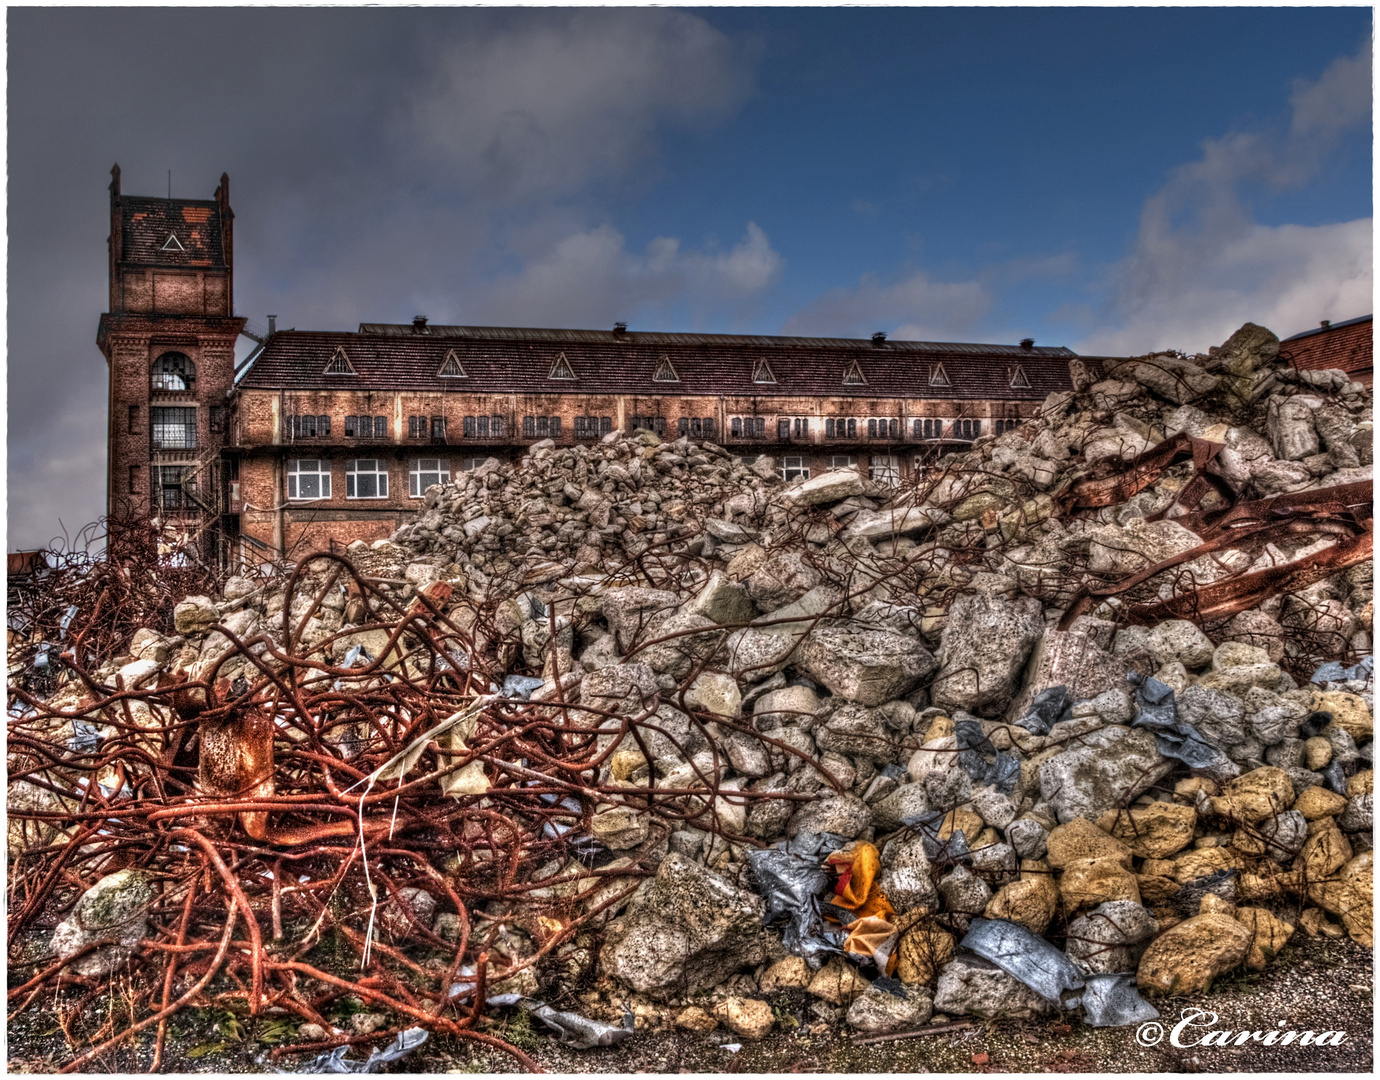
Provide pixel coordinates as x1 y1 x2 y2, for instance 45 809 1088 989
151 352 196 392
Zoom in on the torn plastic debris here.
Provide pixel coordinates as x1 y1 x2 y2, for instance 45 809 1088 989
1129 673 1235 774
903 811 973 866
58 603 79 639
289 1027 428 1073
959 917 1085 1008
954 720 1019 793
503 674 546 701
1079 973 1160 1028
842 914 900 974
520 999 636 1049
826 843 895 921
1321 759 1350 796
1016 685 1071 737
1311 656 1373 685
69 718 102 754
747 845 840 968
870 975 908 1000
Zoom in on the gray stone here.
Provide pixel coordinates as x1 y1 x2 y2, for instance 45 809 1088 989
172 595 220 636
933 956 1055 1020
744 550 822 611
1007 628 1128 723
1176 684 1248 748
1065 901 1159 975
754 685 822 729
638 612 724 679
879 832 940 913
787 793 872 840
1111 355 1220 404
600 853 772 999
870 782 930 832
51 869 156 977
967 842 1019 886
581 663 660 718
1006 817 1050 860
1038 726 1174 823
841 506 952 543
1267 396 1321 461
972 788 1018 830
846 984 934 1033
682 570 756 626
797 626 937 707
602 587 681 652
813 704 910 764
1144 620 1215 670
931 593 1045 716
745 774 795 841
1256 809 1307 862
783 468 867 507
1339 793 1373 833
937 865 992 914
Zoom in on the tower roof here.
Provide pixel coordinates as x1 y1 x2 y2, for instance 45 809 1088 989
119 196 226 269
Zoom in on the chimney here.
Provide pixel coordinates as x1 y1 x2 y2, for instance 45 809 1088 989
1020 338 1035 352
613 322 627 337
267 315 277 337
872 331 887 344
413 315 429 333
1320 320 1332 329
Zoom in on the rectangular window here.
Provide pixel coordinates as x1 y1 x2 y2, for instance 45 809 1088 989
550 416 561 437
731 417 742 437
151 406 196 449
287 459 331 500
128 404 140 433
778 418 791 440
491 415 504 437
954 418 980 440
691 418 703 437
870 454 900 486
346 459 389 499
577 416 606 439
678 417 689 437
409 416 422 439
410 457 450 497
702 418 715 436
780 456 810 481
463 415 475 438
847 418 857 438
867 418 877 438
523 416 535 437
463 457 489 471
373 416 386 439
431 416 446 441
157 465 187 511
209 406 225 434
345 416 357 437
915 417 942 440
794 417 807 438
830 455 856 470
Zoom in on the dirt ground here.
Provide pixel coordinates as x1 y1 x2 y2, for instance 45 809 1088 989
5 935 1371 1074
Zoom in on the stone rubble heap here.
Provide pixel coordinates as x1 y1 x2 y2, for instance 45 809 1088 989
20 322 1373 1048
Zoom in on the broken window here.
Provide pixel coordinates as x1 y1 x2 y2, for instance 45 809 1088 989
410 458 450 497
157 466 188 511
324 347 357 375
549 353 576 380
629 416 666 436
209 406 226 433
778 418 791 440
780 456 810 482
751 357 777 384
151 352 195 392
843 360 866 385
869 454 900 485
575 416 612 439
431 416 446 441
523 416 562 438
346 459 389 499
287 459 331 500
151 406 196 449
829 455 856 470
1010 366 1031 390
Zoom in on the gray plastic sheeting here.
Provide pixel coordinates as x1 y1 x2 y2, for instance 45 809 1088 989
1016 685 1071 736
747 831 848 967
1128 673 1235 772
960 918 1158 1027
291 1028 429 1073
525 1000 636 1049
1311 656 1373 685
954 720 1019 793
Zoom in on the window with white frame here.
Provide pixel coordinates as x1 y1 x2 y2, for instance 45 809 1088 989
287 459 331 500
780 456 810 481
829 455 857 470
869 454 900 485
410 458 450 497
346 459 389 499
462 457 490 471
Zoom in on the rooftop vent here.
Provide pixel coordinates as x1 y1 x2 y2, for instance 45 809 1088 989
1321 320 1332 329
613 322 628 337
1019 338 1035 352
872 331 887 344
267 315 277 336
413 315 429 333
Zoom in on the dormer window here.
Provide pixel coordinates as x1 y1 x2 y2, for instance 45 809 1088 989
162 233 184 251
324 346 357 375
549 353 576 380
652 356 680 383
1010 365 1031 389
929 363 951 388
843 360 866 386
751 357 777 384
437 350 467 378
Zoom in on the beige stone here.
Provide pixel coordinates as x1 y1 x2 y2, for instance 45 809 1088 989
1097 802 1196 859
675 1006 719 1032
1297 907 1345 939
895 923 955 986
1306 879 1372 948
1060 856 1141 912
1045 818 1132 870
1213 768 1295 824
984 860 1059 934
713 997 774 1040
1198 893 1236 917
807 957 870 1005
759 955 811 992
1137 913 1253 995
1293 786 1349 820
1311 690 1372 742
1295 818 1352 880
1137 874 1180 905
609 749 650 782
939 808 984 842
1346 770 1373 798
1236 872 1284 904
1303 736 1333 771
1235 907 1295 970
1171 846 1244 884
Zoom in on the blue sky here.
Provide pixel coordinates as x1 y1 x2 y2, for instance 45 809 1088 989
6 5 1373 547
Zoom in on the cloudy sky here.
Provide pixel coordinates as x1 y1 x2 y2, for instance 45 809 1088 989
6 6 1372 549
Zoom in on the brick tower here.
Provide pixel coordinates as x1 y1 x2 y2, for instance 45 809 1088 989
97 165 246 561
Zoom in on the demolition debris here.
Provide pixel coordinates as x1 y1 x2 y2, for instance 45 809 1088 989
6 322 1373 1070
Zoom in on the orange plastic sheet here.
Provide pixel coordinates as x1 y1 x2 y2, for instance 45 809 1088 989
843 915 900 975
825 843 895 921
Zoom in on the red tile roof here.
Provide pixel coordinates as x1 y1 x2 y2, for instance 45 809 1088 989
1280 315 1372 379
238 326 1076 401
121 197 226 269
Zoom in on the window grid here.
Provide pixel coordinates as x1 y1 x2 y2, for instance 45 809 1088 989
410 458 451 498
346 459 389 499
780 456 810 482
151 407 196 450
287 459 331 500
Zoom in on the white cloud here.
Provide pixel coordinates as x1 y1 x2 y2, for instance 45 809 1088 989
474 222 783 327
784 270 991 341
411 10 753 203
1078 41 1372 356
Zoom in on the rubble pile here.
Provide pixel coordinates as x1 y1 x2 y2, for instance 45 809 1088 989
7 322 1373 1064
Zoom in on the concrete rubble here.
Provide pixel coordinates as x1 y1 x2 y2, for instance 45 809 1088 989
7 321 1373 1053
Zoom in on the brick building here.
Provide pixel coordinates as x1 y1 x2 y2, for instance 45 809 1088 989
99 168 1079 568
1280 315 1372 388
97 165 245 563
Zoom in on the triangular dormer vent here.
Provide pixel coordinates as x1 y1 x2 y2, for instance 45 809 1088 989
324 346 357 375
1010 365 1031 389
438 350 467 378
652 356 680 383
843 360 867 386
162 233 184 251
929 363 951 388
751 357 777 384
549 353 576 380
